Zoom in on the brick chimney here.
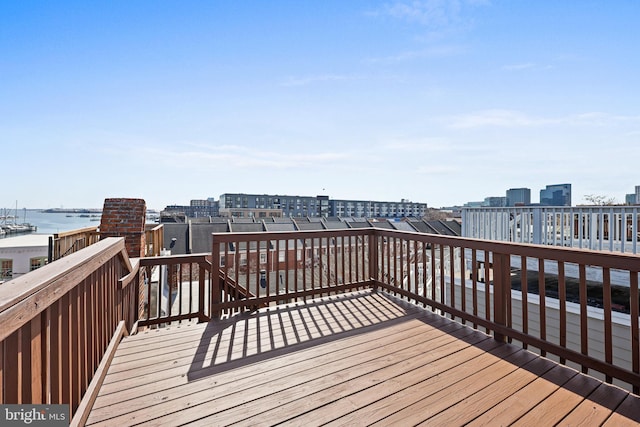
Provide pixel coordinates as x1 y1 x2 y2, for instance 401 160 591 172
100 198 147 258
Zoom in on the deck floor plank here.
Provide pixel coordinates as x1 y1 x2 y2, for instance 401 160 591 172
416 356 558 426
466 363 578 426
94 319 463 426
89 312 452 423
92 309 434 409
280 336 510 426
602 394 640 426
321 339 520 426
367 348 541 426
84 290 640 427
558 382 631 426
100 293 421 390
512 370 603 426
195 326 487 426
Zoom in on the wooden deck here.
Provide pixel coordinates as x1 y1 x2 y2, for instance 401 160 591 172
86 290 640 426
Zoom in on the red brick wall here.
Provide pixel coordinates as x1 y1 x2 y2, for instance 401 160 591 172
100 198 147 258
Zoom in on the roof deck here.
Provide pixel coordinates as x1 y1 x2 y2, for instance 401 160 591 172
86 290 640 426
2 226 640 426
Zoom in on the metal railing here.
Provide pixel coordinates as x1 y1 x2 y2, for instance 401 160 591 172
462 206 640 253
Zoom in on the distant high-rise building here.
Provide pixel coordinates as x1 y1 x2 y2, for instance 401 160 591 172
464 201 484 208
506 188 531 206
219 193 330 217
216 193 427 218
163 199 219 217
329 198 427 218
626 194 636 205
636 186 640 204
540 183 571 206
482 196 507 207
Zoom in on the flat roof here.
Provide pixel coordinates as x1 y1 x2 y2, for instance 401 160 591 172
0 234 52 248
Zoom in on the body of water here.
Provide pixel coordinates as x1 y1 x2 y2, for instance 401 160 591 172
3 209 102 235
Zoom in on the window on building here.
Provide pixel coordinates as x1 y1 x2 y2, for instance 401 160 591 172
30 257 47 271
1 259 12 279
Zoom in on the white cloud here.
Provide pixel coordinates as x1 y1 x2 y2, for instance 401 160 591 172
365 1 489 63
280 74 358 87
383 0 463 27
383 137 451 151
445 110 640 129
446 109 545 128
140 143 350 170
416 164 460 174
502 63 535 71
376 0 490 27
366 45 465 63
502 62 554 71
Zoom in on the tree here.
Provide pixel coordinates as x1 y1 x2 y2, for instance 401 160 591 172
583 194 617 206
423 208 449 221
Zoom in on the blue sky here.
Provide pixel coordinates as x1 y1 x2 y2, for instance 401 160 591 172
2 1 639 210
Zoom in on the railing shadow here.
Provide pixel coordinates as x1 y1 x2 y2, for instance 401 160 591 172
375 293 640 424
186 290 418 381
189 285 640 424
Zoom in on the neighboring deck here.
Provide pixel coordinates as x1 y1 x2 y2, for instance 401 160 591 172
86 290 640 426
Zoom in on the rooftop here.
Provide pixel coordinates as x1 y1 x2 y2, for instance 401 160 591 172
0 233 51 248
2 221 640 426
86 290 640 426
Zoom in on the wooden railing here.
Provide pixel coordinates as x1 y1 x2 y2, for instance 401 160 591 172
138 254 211 327
369 228 640 393
2 228 639 420
145 223 164 257
210 229 373 317
48 223 164 262
207 228 640 393
0 238 140 424
48 226 100 262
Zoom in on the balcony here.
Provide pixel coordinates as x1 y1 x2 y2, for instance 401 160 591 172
2 227 640 425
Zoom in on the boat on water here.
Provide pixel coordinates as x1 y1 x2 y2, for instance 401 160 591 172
2 223 37 234
1 204 37 236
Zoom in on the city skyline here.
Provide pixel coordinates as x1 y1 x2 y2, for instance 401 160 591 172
2 1 639 210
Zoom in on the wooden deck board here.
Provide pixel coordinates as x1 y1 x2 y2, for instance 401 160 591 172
324 340 522 425
512 370 603 426
558 382 635 426
86 290 640 426
193 326 485 426
92 313 427 411
466 364 578 426
90 317 460 425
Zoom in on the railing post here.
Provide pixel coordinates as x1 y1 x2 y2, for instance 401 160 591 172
492 252 511 342
198 263 207 322
369 230 378 291
48 236 54 264
211 235 222 319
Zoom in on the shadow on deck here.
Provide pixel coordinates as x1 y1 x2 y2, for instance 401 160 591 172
86 290 640 426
